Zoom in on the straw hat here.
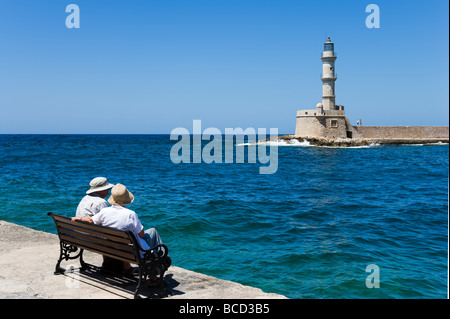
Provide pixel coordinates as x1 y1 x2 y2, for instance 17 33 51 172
86 177 114 195
108 183 134 206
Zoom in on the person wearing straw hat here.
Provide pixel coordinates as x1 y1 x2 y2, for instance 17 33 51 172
73 183 164 275
75 177 114 218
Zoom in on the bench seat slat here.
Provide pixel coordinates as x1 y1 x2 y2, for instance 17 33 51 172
55 220 131 244
61 239 136 264
59 234 137 263
57 227 135 254
51 213 129 238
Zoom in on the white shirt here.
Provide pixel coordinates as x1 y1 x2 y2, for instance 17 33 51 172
91 205 150 251
75 194 109 217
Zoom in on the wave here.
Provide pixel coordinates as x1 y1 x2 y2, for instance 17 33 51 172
429 142 449 145
240 138 449 148
239 140 448 148
241 139 382 148
261 139 312 147
341 143 381 149
403 142 448 146
237 139 312 147
312 142 381 149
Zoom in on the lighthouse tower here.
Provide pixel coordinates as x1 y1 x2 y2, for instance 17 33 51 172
321 37 337 110
295 37 360 139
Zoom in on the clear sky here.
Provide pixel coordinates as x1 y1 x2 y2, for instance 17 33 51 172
0 0 448 134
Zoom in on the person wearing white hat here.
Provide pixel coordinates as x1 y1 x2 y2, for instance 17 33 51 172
75 177 114 218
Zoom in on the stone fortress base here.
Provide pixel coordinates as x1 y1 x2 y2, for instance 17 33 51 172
292 107 449 147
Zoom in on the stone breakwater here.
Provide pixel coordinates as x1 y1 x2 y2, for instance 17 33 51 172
271 135 449 147
355 126 449 140
0 221 287 299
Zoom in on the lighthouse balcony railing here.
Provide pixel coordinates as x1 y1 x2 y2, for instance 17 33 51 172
321 52 337 57
321 73 338 80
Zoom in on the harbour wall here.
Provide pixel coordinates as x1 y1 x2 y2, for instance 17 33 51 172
354 126 449 139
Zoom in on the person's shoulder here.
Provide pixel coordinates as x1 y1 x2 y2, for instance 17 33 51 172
78 195 90 202
122 206 136 215
99 205 114 212
92 205 111 220
89 196 108 208
119 207 138 219
91 195 107 203
95 205 113 216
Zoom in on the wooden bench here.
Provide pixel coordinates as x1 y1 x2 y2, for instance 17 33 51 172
48 212 171 298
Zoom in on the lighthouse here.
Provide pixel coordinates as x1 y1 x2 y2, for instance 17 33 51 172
293 37 449 143
321 37 337 111
295 37 360 139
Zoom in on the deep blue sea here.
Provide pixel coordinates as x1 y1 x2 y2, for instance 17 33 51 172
0 135 448 298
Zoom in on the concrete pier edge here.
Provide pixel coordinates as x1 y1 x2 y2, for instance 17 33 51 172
0 220 287 299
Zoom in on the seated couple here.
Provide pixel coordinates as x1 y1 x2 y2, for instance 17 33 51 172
72 177 164 276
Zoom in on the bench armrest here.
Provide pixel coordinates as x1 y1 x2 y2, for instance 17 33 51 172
142 244 169 262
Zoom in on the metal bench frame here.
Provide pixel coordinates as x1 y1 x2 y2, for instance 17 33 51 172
48 212 171 298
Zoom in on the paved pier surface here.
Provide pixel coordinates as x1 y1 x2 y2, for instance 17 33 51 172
0 221 286 299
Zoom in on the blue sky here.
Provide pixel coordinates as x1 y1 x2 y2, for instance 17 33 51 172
0 0 448 134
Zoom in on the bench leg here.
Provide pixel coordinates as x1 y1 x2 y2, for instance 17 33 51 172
54 242 85 275
134 266 145 299
79 250 88 271
158 269 168 297
133 263 169 299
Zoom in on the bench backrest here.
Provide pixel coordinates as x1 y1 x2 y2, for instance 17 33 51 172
48 212 140 264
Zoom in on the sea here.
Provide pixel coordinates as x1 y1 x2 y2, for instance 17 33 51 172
0 134 448 299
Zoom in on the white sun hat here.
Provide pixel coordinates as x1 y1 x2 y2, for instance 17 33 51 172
86 177 115 195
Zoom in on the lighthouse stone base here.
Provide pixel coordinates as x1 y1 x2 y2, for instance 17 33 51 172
289 106 449 146
294 107 360 139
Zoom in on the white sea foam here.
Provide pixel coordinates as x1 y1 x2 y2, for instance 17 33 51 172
399 141 449 146
344 143 381 149
424 142 448 146
237 139 311 147
238 139 449 148
238 139 385 148
256 139 312 147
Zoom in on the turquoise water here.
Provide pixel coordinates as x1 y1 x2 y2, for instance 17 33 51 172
0 135 448 298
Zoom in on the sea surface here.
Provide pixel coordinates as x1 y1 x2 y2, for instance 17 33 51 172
0 134 448 299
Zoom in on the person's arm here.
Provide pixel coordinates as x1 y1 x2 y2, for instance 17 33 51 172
130 212 145 238
71 216 93 223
